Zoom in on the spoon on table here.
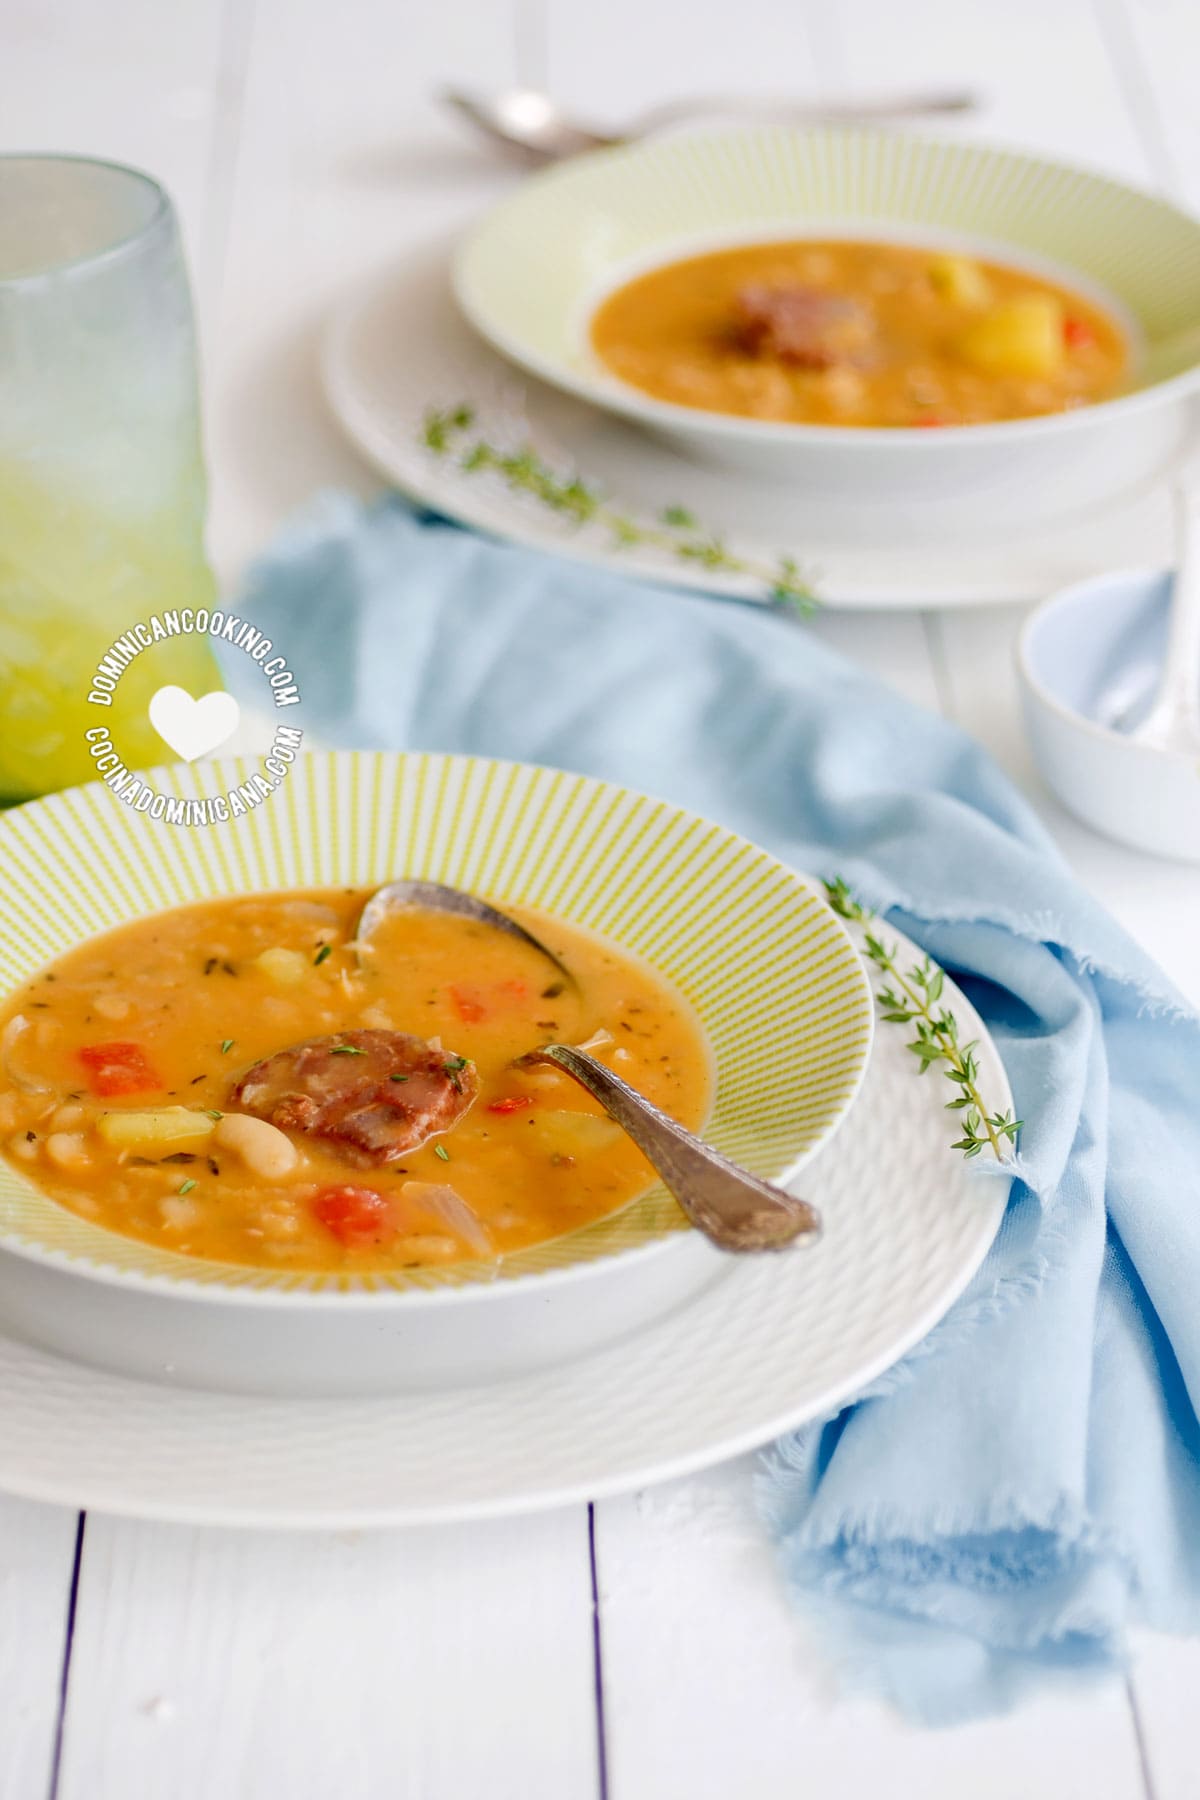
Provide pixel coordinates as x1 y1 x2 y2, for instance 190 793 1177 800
440 85 979 164
356 879 820 1252
1110 483 1200 752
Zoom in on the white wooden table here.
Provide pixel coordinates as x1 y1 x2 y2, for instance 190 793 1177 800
4 2 1199 1794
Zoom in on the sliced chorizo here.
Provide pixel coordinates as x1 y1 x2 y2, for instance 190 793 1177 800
230 1029 478 1166
733 285 875 368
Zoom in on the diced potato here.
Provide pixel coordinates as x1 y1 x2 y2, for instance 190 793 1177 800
956 295 1065 378
97 1108 217 1152
254 946 310 986
928 254 991 307
534 1110 622 1159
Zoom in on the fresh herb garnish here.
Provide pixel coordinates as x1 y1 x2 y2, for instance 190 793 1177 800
390 1074 410 1083
220 1039 234 1055
206 1110 223 1122
203 956 218 976
443 1054 469 1093
433 1143 450 1162
331 1044 367 1057
421 405 817 618
824 877 1021 1162
178 1178 197 1196
314 944 332 966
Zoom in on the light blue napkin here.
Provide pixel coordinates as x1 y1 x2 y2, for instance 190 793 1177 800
225 494 1200 1723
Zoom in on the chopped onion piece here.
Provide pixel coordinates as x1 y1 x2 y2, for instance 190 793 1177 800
400 1180 493 1257
575 1027 614 1054
1 1014 52 1095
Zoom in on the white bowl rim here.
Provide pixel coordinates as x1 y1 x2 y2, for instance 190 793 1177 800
1015 563 1197 767
453 125 1200 449
0 751 875 1311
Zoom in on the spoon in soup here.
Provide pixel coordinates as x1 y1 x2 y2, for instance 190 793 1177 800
354 878 578 991
356 879 819 1252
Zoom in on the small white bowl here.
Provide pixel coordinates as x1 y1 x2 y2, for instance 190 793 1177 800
454 128 1200 535
0 752 874 1395
1017 569 1200 862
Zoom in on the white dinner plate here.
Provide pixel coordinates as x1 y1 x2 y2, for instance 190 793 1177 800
322 240 1189 612
0 920 1009 1527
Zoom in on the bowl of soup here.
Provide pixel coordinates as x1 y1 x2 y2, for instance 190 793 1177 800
0 751 873 1394
454 128 1200 529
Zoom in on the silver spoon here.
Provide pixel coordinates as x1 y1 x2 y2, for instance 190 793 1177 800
355 878 577 990
525 1045 820 1253
1120 483 1200 753
441 85 979 163
358 880 819 1253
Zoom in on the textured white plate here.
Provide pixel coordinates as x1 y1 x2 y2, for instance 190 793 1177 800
0 921 1009 1527
322 240 1189 612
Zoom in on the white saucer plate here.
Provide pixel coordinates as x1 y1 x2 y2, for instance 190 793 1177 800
0 922 1010 1528
322 242 1193 612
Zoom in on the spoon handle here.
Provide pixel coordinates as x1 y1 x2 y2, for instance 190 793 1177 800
1164 484 1200 736
535 1045 820 1253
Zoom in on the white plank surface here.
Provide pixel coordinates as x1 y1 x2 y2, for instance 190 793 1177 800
597 1463 1149 1800
0 1499 79 1800
56 1510 599 1800
2 0 1199 1794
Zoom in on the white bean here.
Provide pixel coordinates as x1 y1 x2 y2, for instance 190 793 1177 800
94 993 131 1021
49 1103 85 1131
213 1112 299 1180
7 1131 38 1162
45 1132 90 1171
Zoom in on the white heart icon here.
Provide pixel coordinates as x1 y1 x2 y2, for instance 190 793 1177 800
148 687 241 763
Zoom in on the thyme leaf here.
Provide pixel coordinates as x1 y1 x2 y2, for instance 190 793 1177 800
824 877 1021 1163
421 405 818 618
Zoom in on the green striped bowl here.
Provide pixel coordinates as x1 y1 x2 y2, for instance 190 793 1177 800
453 128 1200 522
0 752 873 1308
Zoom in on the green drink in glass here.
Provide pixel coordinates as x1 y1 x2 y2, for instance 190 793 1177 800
0 154 220 801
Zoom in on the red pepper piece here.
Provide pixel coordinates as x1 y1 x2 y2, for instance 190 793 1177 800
78 1041 162 1098
486 1095 534 1115
1064 316 1094 349
312 1185 396 1249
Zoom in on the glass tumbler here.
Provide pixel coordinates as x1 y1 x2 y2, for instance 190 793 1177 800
0 155 220 801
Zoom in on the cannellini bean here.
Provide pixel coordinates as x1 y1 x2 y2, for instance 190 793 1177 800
45 1132 90 1170
93 993 132 1021
7 1131 38 1162
359 1004 393 1030
49 1103 85 1131
213 1112 299 1179
159 1196 201 1229
0 1093 18 1132
396 1233 460 1262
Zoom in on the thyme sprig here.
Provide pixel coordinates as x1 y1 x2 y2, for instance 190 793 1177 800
421 405 817 617
824 877 1021 1162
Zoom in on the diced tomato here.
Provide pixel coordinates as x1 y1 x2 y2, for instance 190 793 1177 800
486 1095 534 1115
914 415 948 428
78 1041 162 1098
1064 316 1094 349
449 985 488 1024
449 978 531 1024
311 1185 396 1249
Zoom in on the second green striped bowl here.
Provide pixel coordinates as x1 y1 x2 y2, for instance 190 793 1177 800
0 751 873 1393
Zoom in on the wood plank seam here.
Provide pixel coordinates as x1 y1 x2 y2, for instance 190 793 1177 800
46 1514 87 1800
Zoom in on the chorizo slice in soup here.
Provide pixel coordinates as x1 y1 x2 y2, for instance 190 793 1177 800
231 1028 479 1165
